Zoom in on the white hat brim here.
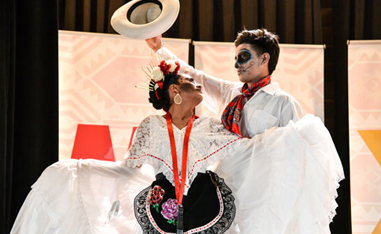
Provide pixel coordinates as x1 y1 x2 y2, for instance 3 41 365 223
111 0 180 39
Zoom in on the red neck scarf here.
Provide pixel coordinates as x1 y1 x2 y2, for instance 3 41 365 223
221 76 271 135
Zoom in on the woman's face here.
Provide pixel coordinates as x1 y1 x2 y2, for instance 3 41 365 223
177 75 203 107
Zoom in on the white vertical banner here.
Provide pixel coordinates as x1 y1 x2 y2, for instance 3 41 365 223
194 41 325 120
348 40 381 234
59 30 190 161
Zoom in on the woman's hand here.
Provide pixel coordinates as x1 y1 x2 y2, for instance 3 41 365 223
145 35 162 52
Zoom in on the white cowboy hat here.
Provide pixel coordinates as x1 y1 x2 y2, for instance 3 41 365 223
111 0 180 39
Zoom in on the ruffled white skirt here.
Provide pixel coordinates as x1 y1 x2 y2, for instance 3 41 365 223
10 115 344 234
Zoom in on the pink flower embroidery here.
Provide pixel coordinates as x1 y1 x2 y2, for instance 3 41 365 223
161 198 178 225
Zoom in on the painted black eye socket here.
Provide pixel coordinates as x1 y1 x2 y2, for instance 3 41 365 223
185 77 195 84
236 50 253 65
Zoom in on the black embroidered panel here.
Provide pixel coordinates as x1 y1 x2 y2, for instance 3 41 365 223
133 171 236 234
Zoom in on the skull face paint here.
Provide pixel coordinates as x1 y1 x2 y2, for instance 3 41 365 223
235 49 253 69
235 43 268 86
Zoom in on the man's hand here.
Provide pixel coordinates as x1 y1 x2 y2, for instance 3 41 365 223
145 35 163 52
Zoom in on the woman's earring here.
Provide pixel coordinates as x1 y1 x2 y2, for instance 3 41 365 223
174 93 182 105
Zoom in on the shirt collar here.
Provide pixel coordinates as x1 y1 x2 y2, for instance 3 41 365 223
234 81 280 96
257 82 279 96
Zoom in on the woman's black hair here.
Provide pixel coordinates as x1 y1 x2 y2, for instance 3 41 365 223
148 74 181 112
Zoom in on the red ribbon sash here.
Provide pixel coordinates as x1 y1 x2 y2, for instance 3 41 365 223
166 112 195 205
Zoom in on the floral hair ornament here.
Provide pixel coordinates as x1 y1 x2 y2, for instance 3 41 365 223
135 52 163 91
135 51 181 100
152 60 180 99
137 59 180 100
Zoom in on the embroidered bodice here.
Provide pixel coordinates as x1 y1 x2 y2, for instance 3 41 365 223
124 115 244 195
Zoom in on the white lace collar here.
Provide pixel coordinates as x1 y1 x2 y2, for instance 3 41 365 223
124 115 242 194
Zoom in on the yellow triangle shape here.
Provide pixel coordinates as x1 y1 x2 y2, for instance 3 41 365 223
373 218 381 234
358 130 381 167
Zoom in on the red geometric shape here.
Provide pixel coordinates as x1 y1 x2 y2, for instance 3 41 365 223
71 124 115 161
128 126 138 150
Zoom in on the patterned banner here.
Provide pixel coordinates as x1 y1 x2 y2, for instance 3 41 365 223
348 40 381 234
193 41 325 120
59 31 190 161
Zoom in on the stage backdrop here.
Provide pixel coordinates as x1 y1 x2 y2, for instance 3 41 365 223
348 40 381 234
59 31 190 161
193 41 325 120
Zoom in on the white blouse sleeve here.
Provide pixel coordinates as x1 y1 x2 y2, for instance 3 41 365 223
124 116 153 167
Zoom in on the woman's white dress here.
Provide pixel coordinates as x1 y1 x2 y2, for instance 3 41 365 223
10 115 344 234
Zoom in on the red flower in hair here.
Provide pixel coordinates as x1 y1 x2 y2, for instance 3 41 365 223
174 61 180 75
159 60 171 75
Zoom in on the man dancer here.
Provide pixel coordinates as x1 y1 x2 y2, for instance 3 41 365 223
146 28 302 137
